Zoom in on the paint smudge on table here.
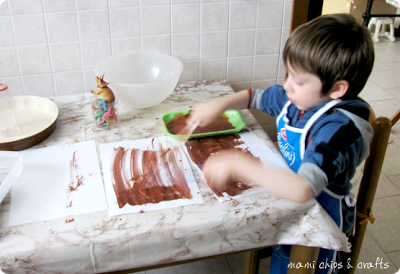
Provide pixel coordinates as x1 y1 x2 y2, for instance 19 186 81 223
111 140 192 208
185 134 259 197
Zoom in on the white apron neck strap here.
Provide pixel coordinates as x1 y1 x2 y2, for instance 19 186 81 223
300 99 342 158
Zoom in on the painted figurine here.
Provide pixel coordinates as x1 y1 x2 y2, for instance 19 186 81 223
91 74 115 107
91 74 118 128
100 106 118 125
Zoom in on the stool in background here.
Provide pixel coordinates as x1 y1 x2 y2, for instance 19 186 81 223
368 17 396 42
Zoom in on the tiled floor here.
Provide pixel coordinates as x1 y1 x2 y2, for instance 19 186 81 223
131 40 400 274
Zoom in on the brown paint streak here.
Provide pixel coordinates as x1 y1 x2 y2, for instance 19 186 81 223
167 111 234 135
185 134 258 197
67 201 73 208
111 142 193 208
68 151 85 192
65 151 85 215
185 134 245 165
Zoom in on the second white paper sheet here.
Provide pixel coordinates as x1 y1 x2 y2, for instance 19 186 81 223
100 137 204 217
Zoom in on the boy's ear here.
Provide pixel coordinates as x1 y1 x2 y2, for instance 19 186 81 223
329 80 349 99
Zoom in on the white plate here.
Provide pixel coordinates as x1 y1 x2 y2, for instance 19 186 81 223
0 96 59 151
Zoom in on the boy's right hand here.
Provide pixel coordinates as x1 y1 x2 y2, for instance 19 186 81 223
186 100 225 127
186 89 251 127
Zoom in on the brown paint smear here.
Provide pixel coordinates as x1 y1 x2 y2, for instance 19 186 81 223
65 151 85 223
166 111 235 135
111 141 193 208
68 151 85 194
185 134 259 197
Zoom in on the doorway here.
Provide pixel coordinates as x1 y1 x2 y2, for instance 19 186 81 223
290 0 322 31
292 0 398 30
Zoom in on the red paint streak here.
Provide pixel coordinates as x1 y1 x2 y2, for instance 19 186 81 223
65 218 75 223
111 141 193 208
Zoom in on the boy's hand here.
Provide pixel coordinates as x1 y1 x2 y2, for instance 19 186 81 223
202 149 258 196
186 89 251 127
203 148 315 203
186 100 225 127
202 150 237 195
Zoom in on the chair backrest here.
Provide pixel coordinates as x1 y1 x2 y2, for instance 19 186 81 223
343 107 392 273
391 109 400 125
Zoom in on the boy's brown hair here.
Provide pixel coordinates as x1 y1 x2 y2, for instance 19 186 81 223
283 14 375 100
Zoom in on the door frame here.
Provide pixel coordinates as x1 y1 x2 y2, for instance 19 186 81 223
290 0 323 31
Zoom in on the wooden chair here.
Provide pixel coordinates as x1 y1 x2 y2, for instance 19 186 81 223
341 109 391 273
245 107 392 274
390 109 400 125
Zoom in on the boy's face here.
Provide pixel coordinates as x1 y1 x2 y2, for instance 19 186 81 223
283 62 331 111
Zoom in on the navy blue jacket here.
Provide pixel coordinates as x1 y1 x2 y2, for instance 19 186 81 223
249 84 373 200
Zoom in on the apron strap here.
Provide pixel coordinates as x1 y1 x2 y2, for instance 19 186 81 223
276 100 291 125
345 192 357 207
300 99 342 158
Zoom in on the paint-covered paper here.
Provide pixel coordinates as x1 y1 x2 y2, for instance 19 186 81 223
100 137 203 216
9 140 108 226
184 130 292 202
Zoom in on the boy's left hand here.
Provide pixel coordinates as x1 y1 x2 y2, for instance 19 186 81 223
202 149 258 195
202 150 236 195
202 147 316 203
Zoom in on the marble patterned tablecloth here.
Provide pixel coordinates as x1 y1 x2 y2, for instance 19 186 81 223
0 80 350 274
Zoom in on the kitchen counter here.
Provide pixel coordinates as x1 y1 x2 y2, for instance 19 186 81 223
0 80 349 274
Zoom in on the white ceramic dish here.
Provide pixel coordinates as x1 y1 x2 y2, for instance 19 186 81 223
95 52 183 109
0 96 59 151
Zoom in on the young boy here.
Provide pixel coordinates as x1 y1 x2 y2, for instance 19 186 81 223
186 14 375 274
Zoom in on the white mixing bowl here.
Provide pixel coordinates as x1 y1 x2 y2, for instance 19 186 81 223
95 52 183 109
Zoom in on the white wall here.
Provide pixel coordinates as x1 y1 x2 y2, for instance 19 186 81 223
0 0 292 97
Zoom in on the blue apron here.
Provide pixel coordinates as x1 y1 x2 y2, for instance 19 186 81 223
271 100 356 274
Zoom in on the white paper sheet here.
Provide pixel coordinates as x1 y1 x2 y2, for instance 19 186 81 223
9 140 108 226
184 130 292 202
100 137 204 216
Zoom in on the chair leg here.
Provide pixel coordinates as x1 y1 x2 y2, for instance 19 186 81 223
389 23 396 41
367 17 376 31
373 21 381 42
243 250 258 274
